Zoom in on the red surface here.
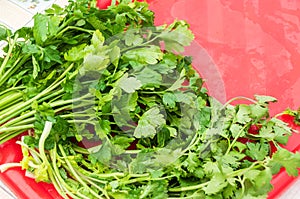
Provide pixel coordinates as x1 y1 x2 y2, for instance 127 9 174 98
1 0 300 198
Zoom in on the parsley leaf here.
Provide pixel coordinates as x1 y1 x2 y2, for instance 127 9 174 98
134 107 166 139
245 142 269 161
269 149 300 176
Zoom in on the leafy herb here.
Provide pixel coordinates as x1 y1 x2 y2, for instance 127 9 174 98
0 1 300 199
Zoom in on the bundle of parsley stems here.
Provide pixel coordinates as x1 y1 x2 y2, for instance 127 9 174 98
1 0 300 198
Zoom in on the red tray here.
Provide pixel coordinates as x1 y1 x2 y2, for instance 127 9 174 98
1 0 300 198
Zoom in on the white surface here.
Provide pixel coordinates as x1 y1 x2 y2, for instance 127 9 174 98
0 180 15 199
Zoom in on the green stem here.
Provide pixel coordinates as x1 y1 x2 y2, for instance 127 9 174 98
0 92 23 111
58 144 103 199
0 86 25 96
2 110 36 127
56 26 94 39
37 121 69 198
226 161 262 178
0 125 34 133
0 54 31 87
222 96 258 109
78 173 109 198
120 34 161 53
49 145 82 199
0 33 18 77
225 123 250 155
238 176 245 199
121 177 150 185
168 181 210 192
72 145 89 154
0 63 76 124
0 131 24 145
12 117 35 126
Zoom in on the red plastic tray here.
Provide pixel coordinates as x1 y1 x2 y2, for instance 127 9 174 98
1 0 300 198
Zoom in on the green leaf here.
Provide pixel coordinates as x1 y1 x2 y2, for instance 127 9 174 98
112 136 134 149
252 168 273 194
108 44 121 67
81 53 110 75
223 184 236 199
88 140 112 165
123 46 163 65
134 107 166 139
22 43 40 54
258 122 274 139
235 105 251 124
203 173 228 195
271 118 292 144
156 127 170 147
130 149 155 173
47 15 60 36
64 44 87 61
254 95 277 104
153 148 182 166
220 151 245 169
159 22 194 53
33 14 48 45
124 29 143 46
249 104 268 119
32 55 40 79
0 25 12 40
203 161 220 175
273 126 289 144
245 142 269 161
269 149 300 176
229 123 245 138
182 152 201 173
97 119 111 138
139 180 168 199
166 69 185 91
162 92 176 108
118 73 142 93
135 67 162 88
244 169 261 182
43 45 62 64
91 30 105 48
232 141 247 152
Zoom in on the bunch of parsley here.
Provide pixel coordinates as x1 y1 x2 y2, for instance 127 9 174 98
1 0 300 198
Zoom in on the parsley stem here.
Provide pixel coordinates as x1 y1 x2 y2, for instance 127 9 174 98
0 54 31 87
121 177 150 185
78 174 110 198
120 34 161 53
222 96 258 109
111 0 116 6
168 181 210 192
0 124 34 133
0 130 24 145
0 92 22 108
0 86 25 96
226 161 262 178
12 117 35 126
58 144 103 199
49 145 83 199
36 121 68 199
225 123 250 155
0 33 18 77
56 26 94 39
124 149 141 154
0 162 22 173
0 63 76 124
